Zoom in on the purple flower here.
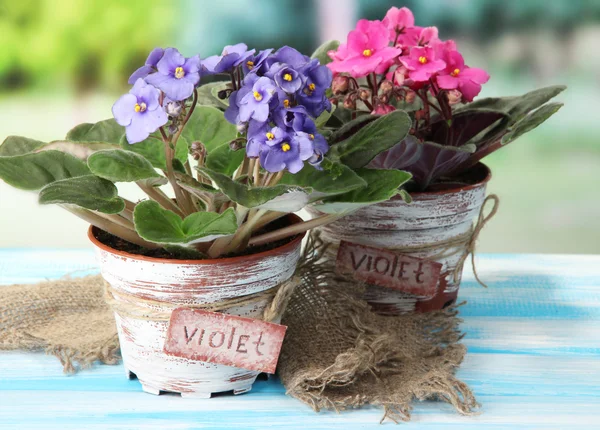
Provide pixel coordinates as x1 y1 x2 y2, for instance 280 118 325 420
202 43 256 74
269 63 306 94
273 105 313 132
146 48 201 101
238 77 277 123
242 48 273 75
128 48 164 84
297 59 333 117
112 79 168 144
250 127 314 174
270 46 311 69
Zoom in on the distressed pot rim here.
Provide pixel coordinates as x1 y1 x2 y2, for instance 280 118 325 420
88 213 305 266
408 162 491 198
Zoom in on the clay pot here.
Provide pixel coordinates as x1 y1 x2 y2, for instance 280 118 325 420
308 163 491 315
88 214 304 398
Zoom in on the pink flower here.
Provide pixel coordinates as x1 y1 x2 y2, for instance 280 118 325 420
417 27 440 46
386 66 409 87
328 20 401 78
382 7 422 47
436 50 490 102
400 46 446 83
371 103 396 115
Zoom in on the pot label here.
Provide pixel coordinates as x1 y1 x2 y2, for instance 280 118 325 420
163 308 287 374
335 241 442 298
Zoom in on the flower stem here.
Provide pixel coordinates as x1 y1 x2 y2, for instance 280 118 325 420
136 181 185 218
248 213 345 247
62 205 160 249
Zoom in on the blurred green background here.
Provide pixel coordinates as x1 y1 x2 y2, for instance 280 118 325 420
0 0 598 253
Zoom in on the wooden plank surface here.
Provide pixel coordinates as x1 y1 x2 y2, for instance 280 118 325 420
1 250 599 429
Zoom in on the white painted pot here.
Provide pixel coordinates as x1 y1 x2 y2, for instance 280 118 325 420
89 215 304 398
308 163 491 315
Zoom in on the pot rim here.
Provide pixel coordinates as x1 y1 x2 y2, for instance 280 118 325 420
88 213 306 265
408 162 491 198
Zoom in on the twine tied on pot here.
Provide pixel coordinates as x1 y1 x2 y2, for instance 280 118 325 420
103 276 301 323
323 193 500 288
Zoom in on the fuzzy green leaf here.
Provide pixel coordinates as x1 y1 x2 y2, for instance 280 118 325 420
311 40 340 66
315 168 412 213
205 143 245 176
0 150 91 190
120 133 188 171
38 175 125 214
502 102 564 145
182 106 237 153
66 119 125 144
199 167 300 208
38 140 119 161
196 81 230 110
329 110 412 169
0 136 45 156
133 200 237 244
88 149 162 182
279 158 367 199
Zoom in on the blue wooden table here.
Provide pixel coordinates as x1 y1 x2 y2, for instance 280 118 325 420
1 250 599 429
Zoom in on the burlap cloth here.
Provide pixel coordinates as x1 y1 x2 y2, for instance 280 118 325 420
0 235 477 423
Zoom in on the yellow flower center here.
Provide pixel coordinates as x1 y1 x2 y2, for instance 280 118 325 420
281 142 291 152
283 99 290 108
253 91 263 101
363 49 372 57
174 66 185 79
309 134 315 140
308 83 316 91
246 60 254 69
134 102 147 113
418 56 428 64
451 68 460 77
283 73 293 82
266 132 275 140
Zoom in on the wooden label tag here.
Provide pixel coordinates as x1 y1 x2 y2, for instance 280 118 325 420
163 308 287 374
335 241 443 298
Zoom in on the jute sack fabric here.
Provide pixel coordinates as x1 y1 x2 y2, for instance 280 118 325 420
0 236 477 423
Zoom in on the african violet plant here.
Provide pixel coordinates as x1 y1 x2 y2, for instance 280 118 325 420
0 44 413 258
319 6 565 191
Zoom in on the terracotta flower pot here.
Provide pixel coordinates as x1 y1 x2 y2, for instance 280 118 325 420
308 163 492 315
88 214 304 398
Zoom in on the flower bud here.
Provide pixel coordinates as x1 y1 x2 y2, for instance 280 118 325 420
229 139 243 151
447 89 463 106
378 93 389 104
358 89 371 101
343 94 357 110
191 141 204 151
329 97 339 106
168 123 179 135
332 75 350 95
371 104 396 115
379 80 393 95
236 123 248 133
404 90 416 104
165 101 182 117
392 67 408 87
415 109 427 121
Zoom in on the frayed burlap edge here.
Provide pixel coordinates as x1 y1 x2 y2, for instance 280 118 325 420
0 275 121 373
278 233 479 423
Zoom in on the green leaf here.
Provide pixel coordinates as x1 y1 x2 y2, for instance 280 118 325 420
501 102 564 145
66 118 125 144
329 110 412 168
133 200 238 244
182 106 237 153
210 82 232 107
196 81 230 110
199 167 298 208
120 133 188 171
88 149 162 182
0 136 45 156
311 40 340 65
38 140 118 160
38 175 125 214
315 104 336 128
328 114 377 143
315 168 412 213
0 150 90 190
279 158 367 199
205 143 245 176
